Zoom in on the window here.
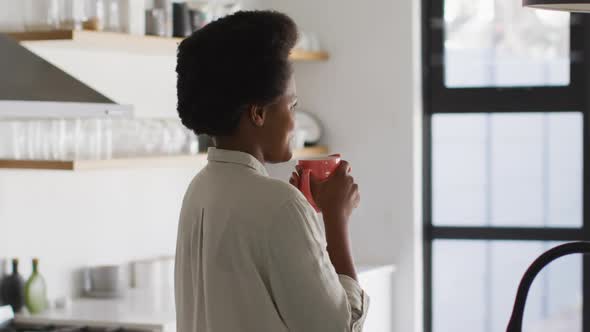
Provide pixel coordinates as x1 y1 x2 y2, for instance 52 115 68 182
433 240 582 331
423 0 589 331
433 113 582 228
444 0 570 87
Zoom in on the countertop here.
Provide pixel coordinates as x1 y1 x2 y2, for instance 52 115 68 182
357 264 396 276
15 264 395 332
15 288 176 332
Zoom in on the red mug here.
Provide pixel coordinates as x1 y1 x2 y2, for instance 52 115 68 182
297 155 341 212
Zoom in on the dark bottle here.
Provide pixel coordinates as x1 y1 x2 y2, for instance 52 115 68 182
0 259 7 305
0 258 25 313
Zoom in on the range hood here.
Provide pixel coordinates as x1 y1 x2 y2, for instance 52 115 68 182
0 34 132 118
524 0 590 12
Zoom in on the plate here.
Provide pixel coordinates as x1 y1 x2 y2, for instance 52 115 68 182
294 111 322 144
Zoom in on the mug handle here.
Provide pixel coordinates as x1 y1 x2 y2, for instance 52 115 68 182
300 168 320 212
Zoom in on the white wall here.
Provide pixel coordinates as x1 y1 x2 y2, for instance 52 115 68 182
261 1 424 331
0 167 195 300
0 1 423 331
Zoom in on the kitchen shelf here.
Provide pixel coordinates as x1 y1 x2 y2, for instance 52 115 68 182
4 30 330 61
0 146 329 171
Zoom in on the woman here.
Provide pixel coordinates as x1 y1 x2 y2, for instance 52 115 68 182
174 10 368 332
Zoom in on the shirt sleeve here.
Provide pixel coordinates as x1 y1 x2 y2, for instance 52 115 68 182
266 195 369 332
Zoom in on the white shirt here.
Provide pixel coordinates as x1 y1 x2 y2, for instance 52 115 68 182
175 148 369 332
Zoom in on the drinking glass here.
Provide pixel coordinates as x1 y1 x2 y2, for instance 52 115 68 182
24 0 60 31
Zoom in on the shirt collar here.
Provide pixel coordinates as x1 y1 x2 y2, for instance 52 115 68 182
207 147 269 176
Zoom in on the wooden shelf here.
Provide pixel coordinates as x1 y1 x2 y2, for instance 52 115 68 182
290 48 330 61
289 145 329 158
4 30 329 61
0 146 329 171
0 155 208 171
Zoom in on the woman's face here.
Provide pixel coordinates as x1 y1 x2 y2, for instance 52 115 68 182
261 74 298 163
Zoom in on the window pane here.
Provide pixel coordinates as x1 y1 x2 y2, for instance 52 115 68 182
432 113 582 227
433 240 582 332
432 115 487 225
491 114 544 226
444 0 570 88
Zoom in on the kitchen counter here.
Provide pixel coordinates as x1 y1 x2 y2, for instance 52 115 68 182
357 265 396 332
358 264 396 277
15 288 176 332
15 265 395 332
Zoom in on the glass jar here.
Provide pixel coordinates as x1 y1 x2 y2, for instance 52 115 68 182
58 0 87 30
145 0 172 36
83 0 105 31
104 0 122 32
187 1 213 31
24 0 60 31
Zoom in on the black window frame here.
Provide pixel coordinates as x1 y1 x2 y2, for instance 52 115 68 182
422 1 590 331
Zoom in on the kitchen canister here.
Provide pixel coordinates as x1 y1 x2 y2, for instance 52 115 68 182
131 256 174 290
0 259 7 280
0 259 7 305
131 258 161 289
158 256 174 289
82 264 129 298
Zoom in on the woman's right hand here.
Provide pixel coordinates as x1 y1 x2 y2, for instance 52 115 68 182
294 161 360 280
309 161 360 221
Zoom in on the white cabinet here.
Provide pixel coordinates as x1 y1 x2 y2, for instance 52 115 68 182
358 265 396 332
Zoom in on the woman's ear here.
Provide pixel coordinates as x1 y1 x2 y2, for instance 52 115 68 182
248 104 266 127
